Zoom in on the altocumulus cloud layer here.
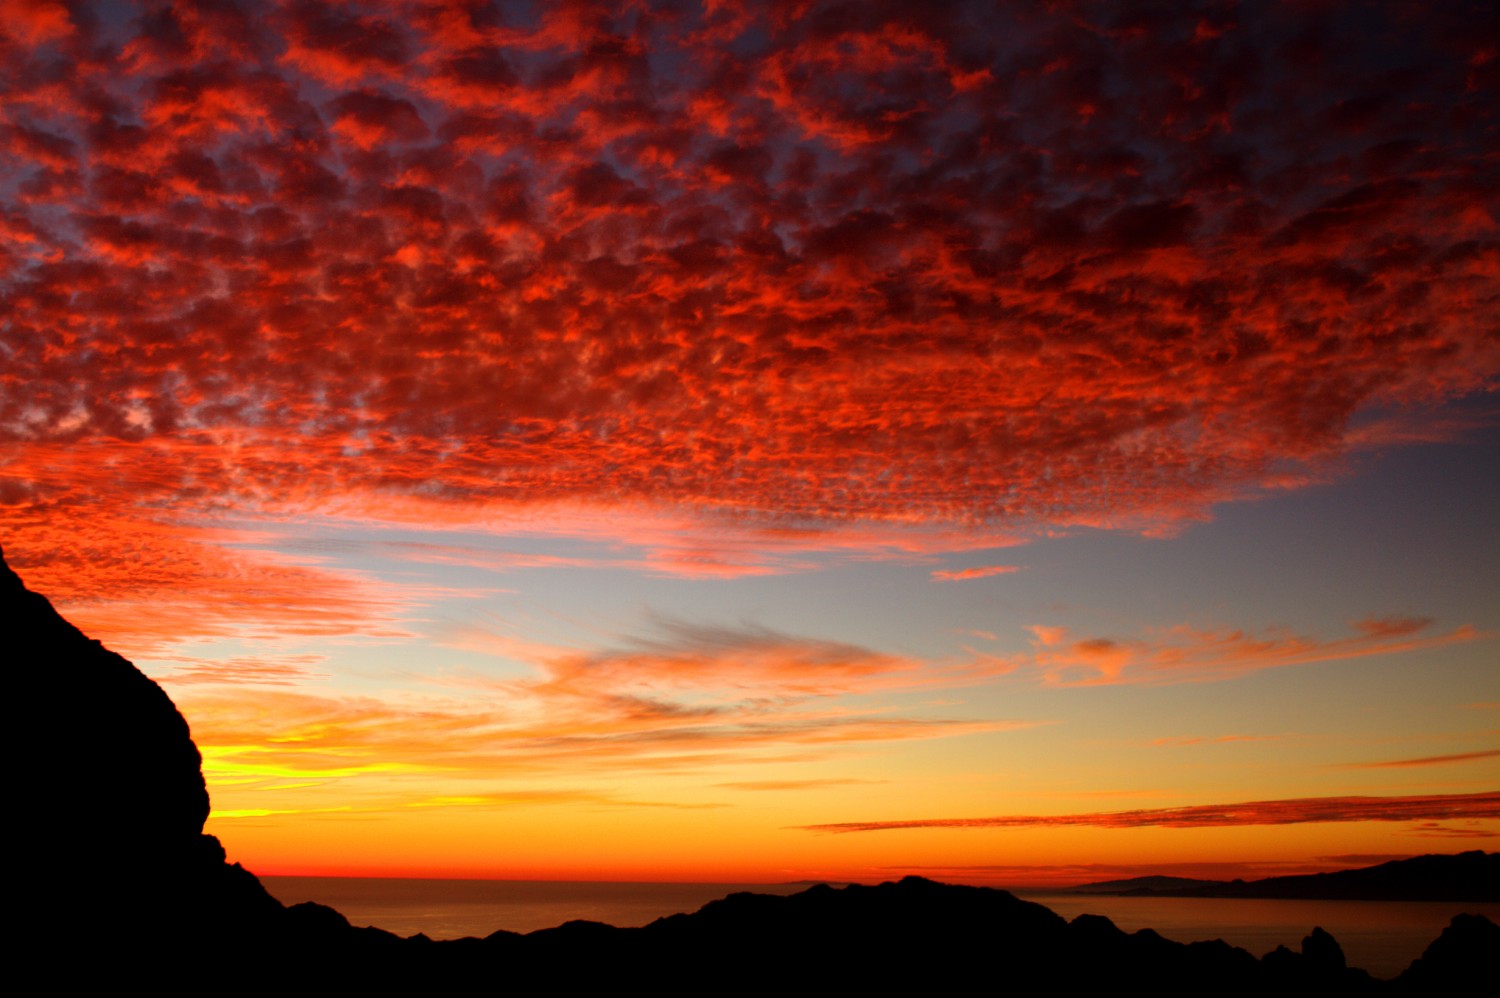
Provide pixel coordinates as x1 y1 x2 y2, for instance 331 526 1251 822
3 0 1497 596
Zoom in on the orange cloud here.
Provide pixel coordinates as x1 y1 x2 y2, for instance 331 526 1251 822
1017 618 1484 687
180 683 1016 823
160 654 331 686
799 791 1500 833
0 501 417 660
173 616 1036 801
444 613 1068 720
517 617 925 700
931 565 1022 582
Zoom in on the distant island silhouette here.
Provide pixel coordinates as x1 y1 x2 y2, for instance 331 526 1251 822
6 543 1494 989
1068 852 1499 901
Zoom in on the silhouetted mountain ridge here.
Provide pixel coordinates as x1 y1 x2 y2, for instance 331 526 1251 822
5 543 1493 990
1070 852 1498 901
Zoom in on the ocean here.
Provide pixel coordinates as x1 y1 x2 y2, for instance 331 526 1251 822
1012 891 1500 979
260 877 1499 980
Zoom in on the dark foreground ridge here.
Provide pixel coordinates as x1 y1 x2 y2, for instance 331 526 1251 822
7 545 1495 991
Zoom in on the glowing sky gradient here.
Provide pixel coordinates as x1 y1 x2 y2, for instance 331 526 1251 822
3 0 1497 885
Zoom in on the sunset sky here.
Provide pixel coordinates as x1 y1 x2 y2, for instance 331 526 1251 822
3 0 1496 886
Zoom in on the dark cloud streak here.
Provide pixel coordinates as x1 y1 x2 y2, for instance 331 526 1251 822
800 791 1500 833
1344 749 1500 770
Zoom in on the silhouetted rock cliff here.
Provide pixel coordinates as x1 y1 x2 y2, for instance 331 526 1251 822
5 546 208 849
6 545 282 974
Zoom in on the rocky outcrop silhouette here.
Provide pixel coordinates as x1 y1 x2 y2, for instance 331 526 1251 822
6 545 208 850
7 544 283 976
1261 925 1365 990
1395 911 1500 990
5 543 1493 989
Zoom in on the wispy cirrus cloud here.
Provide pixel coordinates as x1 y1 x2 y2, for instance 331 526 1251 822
446 615 927 698
1013 616 1484 687
188 683 1013 817
178 616 1036 812
799 791 1500 834
0 509 418 660
932 565 1022 583
208 787 728 821
161 654 332 686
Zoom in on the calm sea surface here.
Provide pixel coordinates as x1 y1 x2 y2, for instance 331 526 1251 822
260 877 1498 980
1012 891 1500 980
261 877 809 939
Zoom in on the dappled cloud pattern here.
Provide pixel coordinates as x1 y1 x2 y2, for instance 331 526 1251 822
4 0 1498 614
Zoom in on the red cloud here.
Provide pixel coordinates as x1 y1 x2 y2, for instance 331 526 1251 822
326 89 430 150
799 791 1500 833
277 1 411 86
2 0 1496 607
1 0 73 47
